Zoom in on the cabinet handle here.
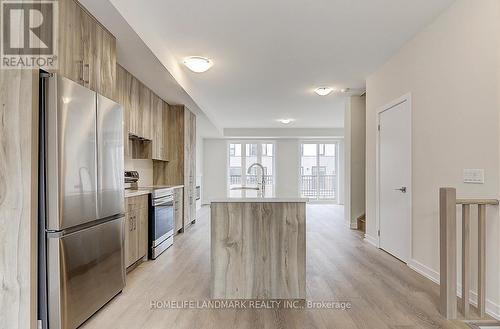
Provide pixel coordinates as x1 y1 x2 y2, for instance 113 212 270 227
83 63 90 85
79 60 84 83
133 216 136 230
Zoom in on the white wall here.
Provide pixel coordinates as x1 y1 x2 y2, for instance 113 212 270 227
203 139 228 204
196 120 205 209
366 0 500 317
345 96 366 227
337 140 345 205
125 158 153 187
223 128 344 138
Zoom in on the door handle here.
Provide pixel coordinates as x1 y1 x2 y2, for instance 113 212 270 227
395 187 407 193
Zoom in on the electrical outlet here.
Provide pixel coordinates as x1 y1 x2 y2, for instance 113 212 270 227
463 169 484 184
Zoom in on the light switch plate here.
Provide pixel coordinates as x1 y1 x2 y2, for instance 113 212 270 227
463 169 485 184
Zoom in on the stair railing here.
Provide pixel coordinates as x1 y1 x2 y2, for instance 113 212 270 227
439 187 498 319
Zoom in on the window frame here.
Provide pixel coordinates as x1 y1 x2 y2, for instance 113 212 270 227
227 140 276 197
299 140 340 202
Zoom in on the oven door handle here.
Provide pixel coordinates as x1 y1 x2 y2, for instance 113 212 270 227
153 196 174 206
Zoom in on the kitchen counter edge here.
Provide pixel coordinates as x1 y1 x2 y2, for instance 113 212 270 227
210 198 309 203
125 185 184 198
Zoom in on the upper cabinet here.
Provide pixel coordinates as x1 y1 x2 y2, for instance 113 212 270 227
58 1 170 162
139 83 152 141
128 76 140 137
152 94 168 161
58 0 116 100
116 64 169 161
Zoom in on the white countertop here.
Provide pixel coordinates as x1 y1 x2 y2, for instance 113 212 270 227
124 185 184 198
210 197 309 203
124 189 151 198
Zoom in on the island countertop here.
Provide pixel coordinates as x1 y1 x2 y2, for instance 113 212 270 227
210 197 309 203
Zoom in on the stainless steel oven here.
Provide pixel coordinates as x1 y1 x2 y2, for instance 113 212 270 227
149 188 174 259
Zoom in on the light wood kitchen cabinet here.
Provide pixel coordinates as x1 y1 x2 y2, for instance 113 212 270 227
123 76 150 140
58 0 82 84
80 10 94 90
96 26 117 99
57 0 116 100
128 76 141 137
151 95 168 161
116 65 129 157
0 69 39 329
184 109 197 229
174 187 184 233
116 65 142 151
153 105 197 232
137 206 149 259
125 195 149 268
125 211 138 267
116 64 169 160
139 83 152 140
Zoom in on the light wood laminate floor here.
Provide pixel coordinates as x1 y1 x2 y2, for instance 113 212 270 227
81 205 471 329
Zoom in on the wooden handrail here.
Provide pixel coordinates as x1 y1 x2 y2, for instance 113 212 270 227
456 199 499 205
440 188 498 320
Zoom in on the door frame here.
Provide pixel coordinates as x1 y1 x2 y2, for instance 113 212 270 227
375 93 412 262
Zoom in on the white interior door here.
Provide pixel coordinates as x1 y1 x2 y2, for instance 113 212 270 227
379 99 411 263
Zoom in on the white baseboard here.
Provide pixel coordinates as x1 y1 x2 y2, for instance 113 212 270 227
455 285 500 320
364 234 378 247
408 259 440 284
408 259 500 320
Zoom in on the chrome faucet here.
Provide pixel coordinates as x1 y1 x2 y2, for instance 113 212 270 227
247 163 266 197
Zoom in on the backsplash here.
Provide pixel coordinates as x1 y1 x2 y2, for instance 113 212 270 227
124 158 153 187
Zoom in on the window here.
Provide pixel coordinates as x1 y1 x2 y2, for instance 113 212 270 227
312 166 327 175
300 142 338 200
228 142 275 197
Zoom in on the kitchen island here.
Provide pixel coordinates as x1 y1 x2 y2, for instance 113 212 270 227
210 198 307 300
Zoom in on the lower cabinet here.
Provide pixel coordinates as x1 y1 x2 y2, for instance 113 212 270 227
125 195 149 268
174 187 184 233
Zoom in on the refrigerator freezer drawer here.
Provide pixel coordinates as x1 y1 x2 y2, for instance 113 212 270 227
47 217 125 329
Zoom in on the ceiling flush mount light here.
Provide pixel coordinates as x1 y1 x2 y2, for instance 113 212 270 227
314 87 335 96
183 56 213 73
278 119 294 124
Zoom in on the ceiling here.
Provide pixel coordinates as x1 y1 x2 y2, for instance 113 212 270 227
109 0 455 129
80 0 222 138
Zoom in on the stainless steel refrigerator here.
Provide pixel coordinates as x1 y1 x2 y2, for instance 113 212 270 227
38 73 125 329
